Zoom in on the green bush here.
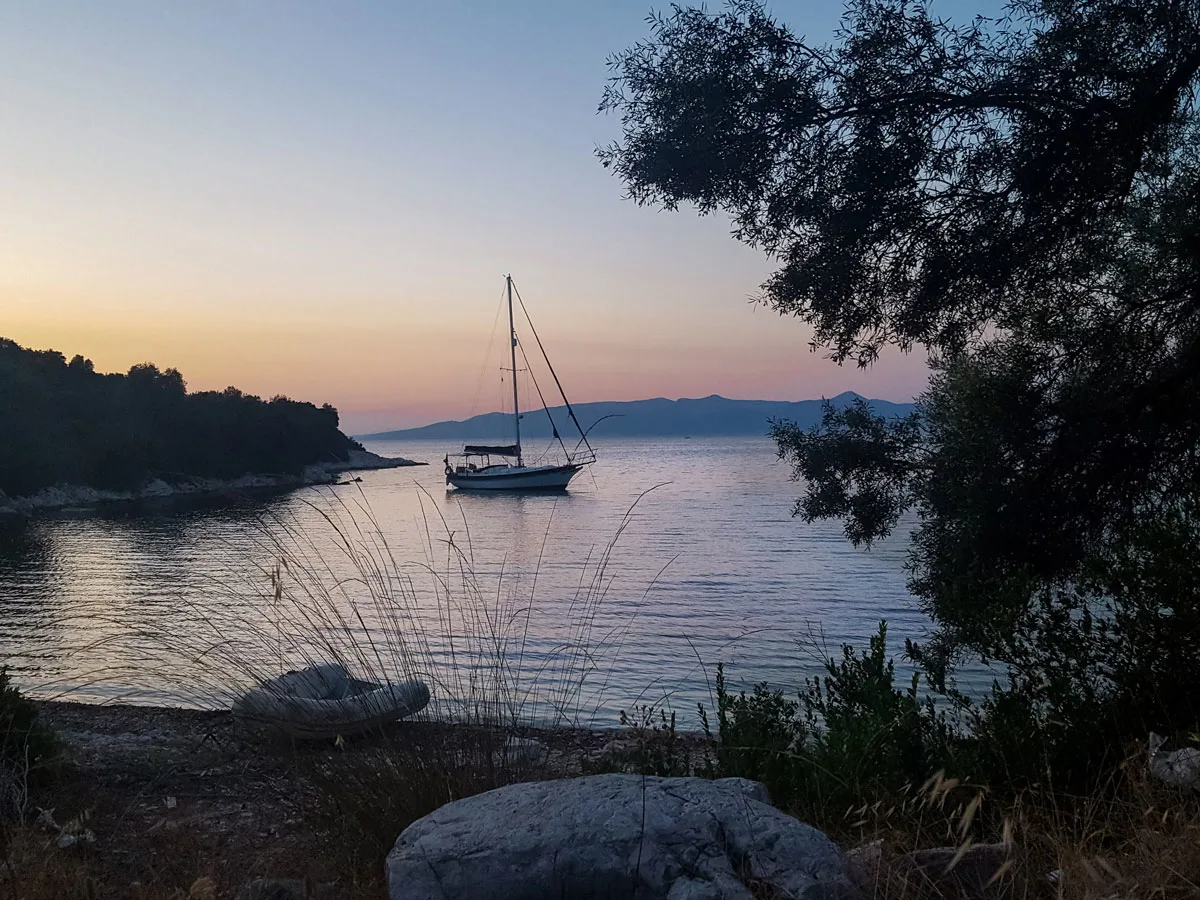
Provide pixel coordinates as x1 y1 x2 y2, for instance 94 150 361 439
709 622 956 818
935 513 1200 792
584 705 708 778
710 667 808 803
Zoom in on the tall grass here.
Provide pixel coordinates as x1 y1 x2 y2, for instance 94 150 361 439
17 488 1200 898
828 759 1200 900
34 485 669 731
1 487 684 894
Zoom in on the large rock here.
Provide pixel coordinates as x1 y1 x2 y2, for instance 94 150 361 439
386 774 850 900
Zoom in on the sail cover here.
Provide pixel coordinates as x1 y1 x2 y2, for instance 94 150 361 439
463 444 520 456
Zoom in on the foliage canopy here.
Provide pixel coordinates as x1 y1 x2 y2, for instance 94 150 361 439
0 339 359 498
602 0 1200 756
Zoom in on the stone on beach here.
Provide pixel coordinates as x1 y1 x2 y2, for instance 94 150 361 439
500 735 546 764
386 774 851 900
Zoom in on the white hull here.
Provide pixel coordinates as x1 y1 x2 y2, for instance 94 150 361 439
447 463 581 491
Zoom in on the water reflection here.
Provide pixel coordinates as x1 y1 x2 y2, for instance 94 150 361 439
0 438 935 723
0 523 70 681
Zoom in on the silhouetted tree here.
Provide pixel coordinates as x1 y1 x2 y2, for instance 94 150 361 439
0 338 359 497
601 0 1200 767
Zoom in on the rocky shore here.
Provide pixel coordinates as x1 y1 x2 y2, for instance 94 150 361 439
23 701 1012 900
18 700 634 898
0 449 425 520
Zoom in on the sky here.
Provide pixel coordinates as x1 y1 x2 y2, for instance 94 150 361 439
0 1 937 433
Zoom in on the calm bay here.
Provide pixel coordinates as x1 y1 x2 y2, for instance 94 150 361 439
0 436 938 726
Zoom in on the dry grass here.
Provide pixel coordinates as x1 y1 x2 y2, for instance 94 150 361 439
299 725 555 891
0 703 616 899
0 706 328 900
838 755 1200 900
36 485 665 730
2 488 666 897
4 715 1200 900
1 822 282 900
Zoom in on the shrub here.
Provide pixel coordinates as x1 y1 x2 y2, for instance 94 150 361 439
709 623 956 820
710 667 808 802
932 514 1200 793
585 705 709 778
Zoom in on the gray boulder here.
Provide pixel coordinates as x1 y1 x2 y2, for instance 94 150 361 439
387 774 850 900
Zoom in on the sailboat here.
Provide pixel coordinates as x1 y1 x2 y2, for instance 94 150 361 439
444 275 596 491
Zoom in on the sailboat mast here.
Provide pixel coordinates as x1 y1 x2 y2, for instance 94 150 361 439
506 274 522 466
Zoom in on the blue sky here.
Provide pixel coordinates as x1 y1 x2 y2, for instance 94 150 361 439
1 1 950 431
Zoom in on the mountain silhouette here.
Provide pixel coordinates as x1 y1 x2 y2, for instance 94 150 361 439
357 392 913 441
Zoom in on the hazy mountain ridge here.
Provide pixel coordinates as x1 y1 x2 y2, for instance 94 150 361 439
357 392 914 441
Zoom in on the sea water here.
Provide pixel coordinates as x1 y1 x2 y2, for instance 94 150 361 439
0 437 944 726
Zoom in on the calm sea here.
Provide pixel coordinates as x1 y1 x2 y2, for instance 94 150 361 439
0 437 941 727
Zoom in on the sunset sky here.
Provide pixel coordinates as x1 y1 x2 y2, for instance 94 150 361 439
0 1 937 434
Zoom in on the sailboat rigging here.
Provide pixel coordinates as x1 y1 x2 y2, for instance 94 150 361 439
444 275 596 491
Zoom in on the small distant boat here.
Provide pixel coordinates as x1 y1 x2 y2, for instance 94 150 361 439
232 663 430 740
444 275 596 492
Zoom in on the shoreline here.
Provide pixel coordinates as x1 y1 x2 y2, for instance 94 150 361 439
0 448 427 521
33 697 638 759
32 696 707 791
17 699 706 897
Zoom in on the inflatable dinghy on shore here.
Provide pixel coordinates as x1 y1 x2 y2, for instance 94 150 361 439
232 663 430 740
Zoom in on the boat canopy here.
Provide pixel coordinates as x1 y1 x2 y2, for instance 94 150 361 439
463 443 521 456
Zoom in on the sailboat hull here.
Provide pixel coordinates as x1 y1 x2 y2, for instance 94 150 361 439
446 463 582 491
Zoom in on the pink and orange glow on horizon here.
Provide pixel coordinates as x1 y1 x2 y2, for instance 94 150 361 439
3 290 929 435
0 2 932 434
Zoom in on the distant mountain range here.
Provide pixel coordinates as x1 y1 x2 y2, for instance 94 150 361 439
356 392 914 441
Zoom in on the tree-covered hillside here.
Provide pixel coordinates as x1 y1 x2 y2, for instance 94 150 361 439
0 339 359 498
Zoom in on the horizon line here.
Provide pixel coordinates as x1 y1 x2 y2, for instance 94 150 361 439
355 390 915 437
